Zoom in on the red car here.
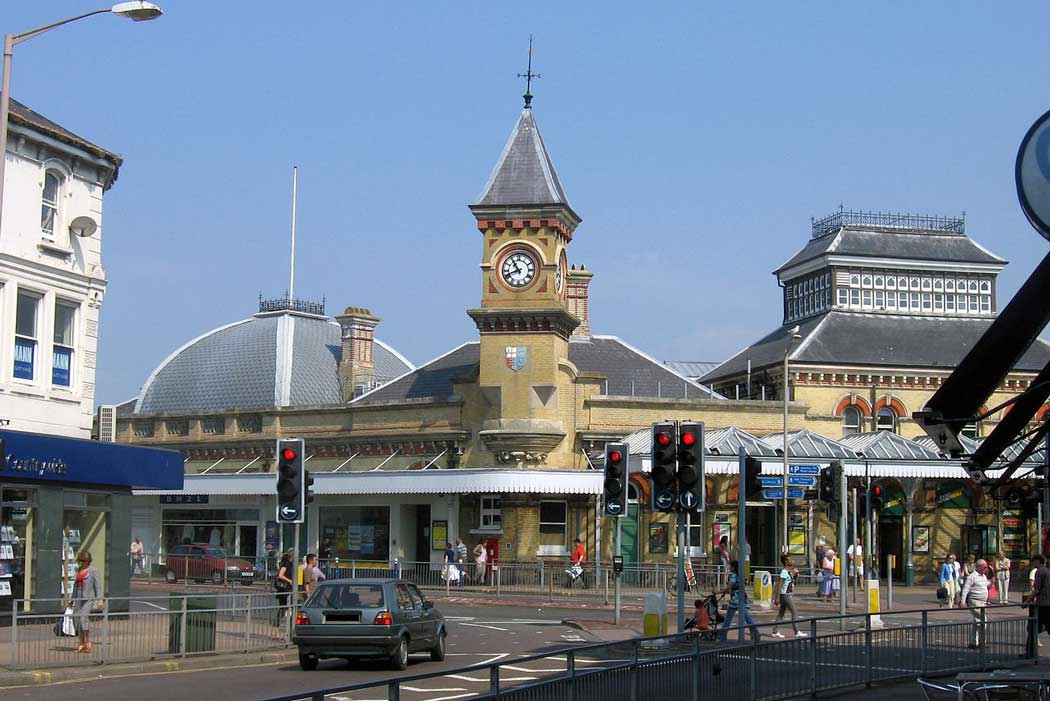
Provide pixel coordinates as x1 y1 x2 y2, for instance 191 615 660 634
164 544 255 585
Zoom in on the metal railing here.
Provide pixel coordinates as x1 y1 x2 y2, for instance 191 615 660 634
811 208 966 237
5 593 291 669
260 605 1037 701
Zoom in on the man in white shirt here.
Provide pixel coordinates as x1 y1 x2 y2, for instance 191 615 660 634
846 538 864 591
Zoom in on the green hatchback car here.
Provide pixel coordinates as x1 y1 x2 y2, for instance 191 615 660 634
292 578 447 670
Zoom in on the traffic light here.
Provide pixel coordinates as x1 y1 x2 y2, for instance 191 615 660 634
276 438 306 523
870 484 884 512
603 441 629 516
819 466 834 502
743 456 762 499
676 421 704 512
650 421 677 512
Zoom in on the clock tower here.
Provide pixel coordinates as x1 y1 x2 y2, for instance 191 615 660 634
467 101 581 465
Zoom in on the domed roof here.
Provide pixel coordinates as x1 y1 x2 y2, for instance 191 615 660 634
135 310 413 414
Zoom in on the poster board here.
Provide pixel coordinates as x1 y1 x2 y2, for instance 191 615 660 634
431 520 448 551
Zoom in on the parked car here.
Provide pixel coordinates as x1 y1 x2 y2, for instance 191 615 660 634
163 544 255 585
292 578 446 670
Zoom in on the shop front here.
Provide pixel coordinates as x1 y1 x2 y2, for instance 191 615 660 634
0 429 182 616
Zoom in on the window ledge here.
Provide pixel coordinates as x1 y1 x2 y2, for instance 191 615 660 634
536 548 570 557
38 240 73 258
49 390 80 404
469 528 503 536
8 383 45 398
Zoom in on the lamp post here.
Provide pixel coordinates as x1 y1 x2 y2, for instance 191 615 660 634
0 2 162 228
782 325 802 555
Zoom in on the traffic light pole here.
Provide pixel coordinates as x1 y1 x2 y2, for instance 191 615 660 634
737 448 748 639
614 516 622 626
676 513 686 632
292 522 300 636
838 464 847 629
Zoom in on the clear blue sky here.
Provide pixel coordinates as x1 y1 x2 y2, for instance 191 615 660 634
7 2 1050 405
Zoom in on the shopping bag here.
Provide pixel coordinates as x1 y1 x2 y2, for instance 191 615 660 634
55 607 76 637
936 586 947 601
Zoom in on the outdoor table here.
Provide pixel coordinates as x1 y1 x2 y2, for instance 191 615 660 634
956 670 1050 701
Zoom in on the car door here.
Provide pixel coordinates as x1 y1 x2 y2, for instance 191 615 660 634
395 583 424 649
190 546 206 580
408 584 437 645
168 546 186 579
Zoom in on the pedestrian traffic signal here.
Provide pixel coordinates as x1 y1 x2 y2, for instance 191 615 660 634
275 438 306 524
603 441 629 517
651 421 677 513
743 456 762 499
676 421 704 512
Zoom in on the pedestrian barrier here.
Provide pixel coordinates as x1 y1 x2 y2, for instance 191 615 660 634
3 593 290 669
258 605 1038 701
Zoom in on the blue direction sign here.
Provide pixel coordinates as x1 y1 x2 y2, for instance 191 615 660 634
654 490 675 511
762 488 806 500
759 476 783 487
788 475 817 487
789 464 820 475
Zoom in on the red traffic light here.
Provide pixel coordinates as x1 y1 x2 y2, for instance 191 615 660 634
282 447 297 461
655 432 672 446
609 450 623 463
680 432 697 446
872 485 882 496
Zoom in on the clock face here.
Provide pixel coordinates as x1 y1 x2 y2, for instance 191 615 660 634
555 264 563 293
500 251 537 288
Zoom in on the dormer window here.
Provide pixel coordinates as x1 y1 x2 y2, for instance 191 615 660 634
41 171 61 239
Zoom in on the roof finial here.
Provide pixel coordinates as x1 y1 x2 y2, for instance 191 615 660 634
517 35 541 109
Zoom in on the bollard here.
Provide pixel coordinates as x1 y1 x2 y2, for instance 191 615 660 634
867 579 884 628
245 593 252 649
179 596 188 657
643 591 668 637
886 554 894 610
753 571 773 610
102 599 110 664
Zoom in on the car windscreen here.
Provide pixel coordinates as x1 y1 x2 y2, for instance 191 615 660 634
204 547 227 558
306 583 384 609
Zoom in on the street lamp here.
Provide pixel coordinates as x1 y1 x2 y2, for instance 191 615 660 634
0 2 162 227
782 325 802 555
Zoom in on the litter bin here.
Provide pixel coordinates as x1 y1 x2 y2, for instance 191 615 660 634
168 595 217 654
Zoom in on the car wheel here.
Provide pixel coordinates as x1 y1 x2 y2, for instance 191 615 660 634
165 569 177 584
299 653 318 671
430 630 447 661
390 638 409 670
211 570 224 585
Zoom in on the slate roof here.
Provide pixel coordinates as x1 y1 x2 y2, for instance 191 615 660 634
664 360 722 380
9 98 121 186
135 312 413 414
761 430 858 459
352 335 722 405
775 226 1005 275
837 432 941 460
702 311 1050 384
473 108 572 210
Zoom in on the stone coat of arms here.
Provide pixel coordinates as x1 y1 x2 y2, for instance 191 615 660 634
505 346 527 371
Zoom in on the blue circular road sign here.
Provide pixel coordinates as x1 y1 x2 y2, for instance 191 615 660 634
1016 109 1050 241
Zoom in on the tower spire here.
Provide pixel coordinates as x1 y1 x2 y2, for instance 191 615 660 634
517 35 541 109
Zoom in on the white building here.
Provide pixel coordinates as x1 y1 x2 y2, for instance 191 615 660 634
0 100 121 437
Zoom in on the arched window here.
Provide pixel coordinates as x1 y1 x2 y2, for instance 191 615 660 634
876 407 897 433
627 483 639 504
41 171 61 238
842 406 862 436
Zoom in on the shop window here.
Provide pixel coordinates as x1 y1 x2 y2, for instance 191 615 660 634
319 505 390 561
685 512 704 554
133 420 154 438
876 407 897 433
63 491 110 599
14 291 40 380
479 495 502 530
53 300 77 387
201 417 225 435
842 406 862 436
40 171 61 239
0 489 33 601
538 501 568 555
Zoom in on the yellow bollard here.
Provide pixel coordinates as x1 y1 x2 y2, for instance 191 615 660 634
754 571 773 609
867 579 884 628
642 591 668 637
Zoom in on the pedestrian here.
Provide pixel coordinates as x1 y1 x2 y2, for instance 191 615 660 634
961 559 990 648
952 553 964 606
772 554 807 638
846 538 865 592
1032 554 1050 646
442 542 460 585
566 536 587 587
318 537 332 563
73 551 102 654
274 550 294 631
820 549 836 601
473 540 487 585
814 543 826 595
719 536 731 587
456 538 469 586
311 555 327 586
995 551 1011 604
939 554 957 609
718 560 760 641
299 554 318 597
130 536 144 577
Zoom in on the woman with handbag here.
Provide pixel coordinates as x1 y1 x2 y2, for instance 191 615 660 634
73 551 102 654
273 551 294 632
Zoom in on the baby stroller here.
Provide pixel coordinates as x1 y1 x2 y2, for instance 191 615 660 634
685 592 725 641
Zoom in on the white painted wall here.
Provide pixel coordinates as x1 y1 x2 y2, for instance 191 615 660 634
0 120 115 437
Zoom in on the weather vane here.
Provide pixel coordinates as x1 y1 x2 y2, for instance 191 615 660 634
517 35 541 108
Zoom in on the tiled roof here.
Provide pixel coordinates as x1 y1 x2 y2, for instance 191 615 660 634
761 430 858 459
353 336 722 405
837 431 942 460
473 108 571 210
9 98 121 185
775 226 1005 274
702 311 1050 384
135 312 412 414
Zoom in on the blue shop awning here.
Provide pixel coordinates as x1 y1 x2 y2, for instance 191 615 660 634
0 429 183 490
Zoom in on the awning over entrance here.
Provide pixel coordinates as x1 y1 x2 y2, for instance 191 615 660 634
136 468 603 497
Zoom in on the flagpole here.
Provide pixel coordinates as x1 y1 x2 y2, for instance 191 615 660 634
289 166 298 301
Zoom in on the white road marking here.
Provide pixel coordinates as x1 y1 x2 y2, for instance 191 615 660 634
443 616 476 621
460 622 510 632
401 686 467 692
132 600 169 611
420 694 476 701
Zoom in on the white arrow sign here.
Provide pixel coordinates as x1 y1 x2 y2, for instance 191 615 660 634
280 504 299 520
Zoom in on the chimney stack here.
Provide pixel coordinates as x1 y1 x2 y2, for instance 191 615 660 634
335 306 380 400
567 264 593 336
